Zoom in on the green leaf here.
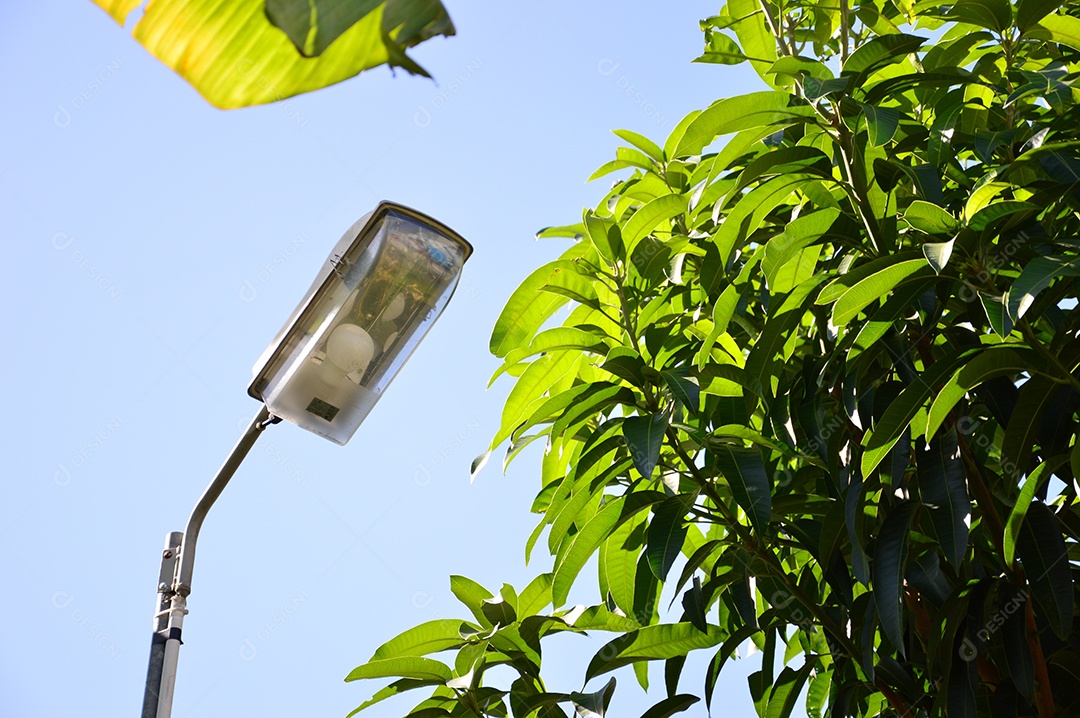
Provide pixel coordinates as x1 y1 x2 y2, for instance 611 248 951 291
805 668 832 718
602 347 652 389
570 677 617 717
675 92 813 157
586 623 725 681
552 491 666 607
661 370 701 417
762 209 839 291
1017 0 1067 32
842 34 927 79
817 250 923 305
541 263 601 309
726 0 778 84
861 104 901 147
1006 254 1080 321
874 501 917 657
493 327 609 383
967 201 1038 232
449 575 494 627
535 224 585 240
861 346 981 476
918 433 969 567
746 275 828 389
801 76 851 100
979 292 1013 337
695 28 748 65
1017 502 1074 639
664 110 704 159
640 695 701 718
831 259 931 326
585 211 625 265
267 0 380 57
903 200 959 235
481 592 518 628
925 348 1030 441
347 678 443 717
1004 456 1069 565
765 661 818 718
623 195 688 256
682 576 708 633
493 350 580 448
613 129 665 161
646 494 695 581
940 0 1012 32
694 285 741 369
345 656 453 682
515 574 553 618
730 147 832 196
94 0 453 108
490 252 586 357
370 620 468 660
470 451 491 482
1030 13 1080 52
624 412 670 481
767 56 834 83
713 446 771 535
599 511 647 617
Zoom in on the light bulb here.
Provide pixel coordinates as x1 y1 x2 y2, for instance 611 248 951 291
325 324 375 374
383 293 406 321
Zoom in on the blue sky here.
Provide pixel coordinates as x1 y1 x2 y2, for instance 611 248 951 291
1 2 769 716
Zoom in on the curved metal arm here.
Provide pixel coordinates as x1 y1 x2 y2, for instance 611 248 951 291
175 405 276 595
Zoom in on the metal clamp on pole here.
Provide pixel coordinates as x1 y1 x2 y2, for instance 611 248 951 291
141 406 276 718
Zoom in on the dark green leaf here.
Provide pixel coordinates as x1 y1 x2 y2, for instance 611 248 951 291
713 446 771 535
1006 254 1080 321
765 660 818 718
646 494 695 581
1005 456 1068 565
640 694 700 718
624 412 670 481
874 501 917 656
925 348 1031 441
661 369 701 417
1017 0 1066 31
918 432 969 567
570 677 616 717
347 678 442 716
1017 502 1074 639
862 103 900 147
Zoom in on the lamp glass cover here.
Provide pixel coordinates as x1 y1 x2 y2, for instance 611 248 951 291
249 205 471 444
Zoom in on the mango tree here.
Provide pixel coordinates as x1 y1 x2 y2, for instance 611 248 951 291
348 0 1080 715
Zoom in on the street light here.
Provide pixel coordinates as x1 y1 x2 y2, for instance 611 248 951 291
141 202 472 718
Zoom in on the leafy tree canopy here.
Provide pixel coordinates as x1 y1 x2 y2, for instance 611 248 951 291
91 0 454 108
349 0 1080 715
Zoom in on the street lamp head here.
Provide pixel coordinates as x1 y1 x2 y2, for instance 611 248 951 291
248 202 472 445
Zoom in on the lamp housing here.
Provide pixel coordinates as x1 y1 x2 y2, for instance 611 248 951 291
249 202 472 444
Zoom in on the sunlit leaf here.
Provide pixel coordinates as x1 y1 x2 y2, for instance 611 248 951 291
92 0 454 108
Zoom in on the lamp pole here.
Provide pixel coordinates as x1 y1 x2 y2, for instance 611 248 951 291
138 202 471 717
141 407 278 718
